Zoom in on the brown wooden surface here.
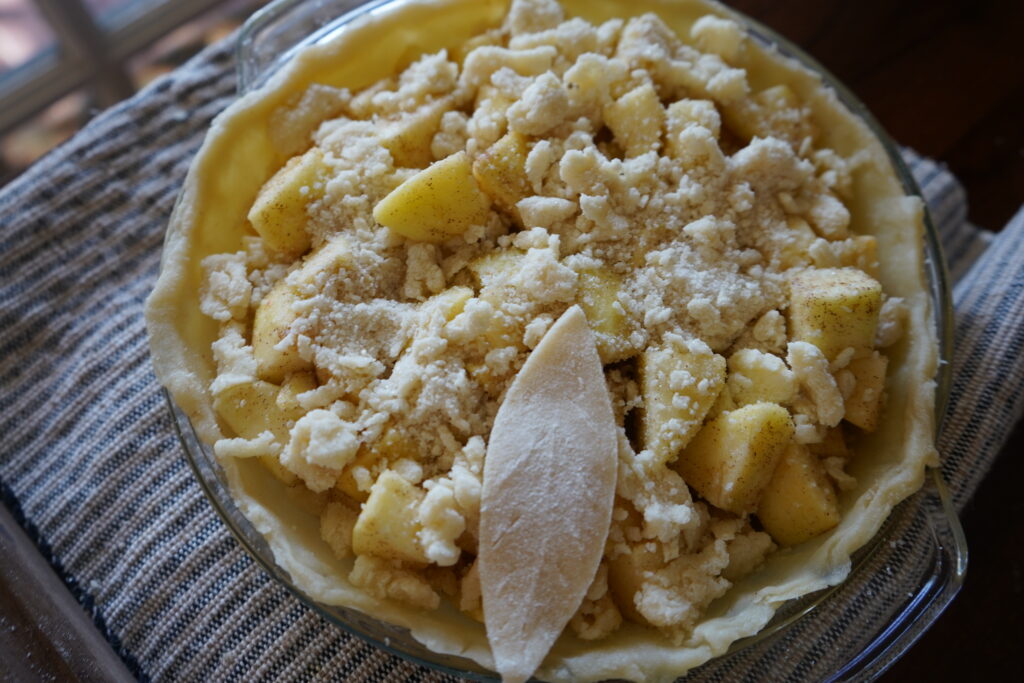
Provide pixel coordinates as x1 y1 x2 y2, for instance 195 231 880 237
0 503 133 682
728 0 1024 679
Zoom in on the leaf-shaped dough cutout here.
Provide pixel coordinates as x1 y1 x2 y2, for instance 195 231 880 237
479 305 618 683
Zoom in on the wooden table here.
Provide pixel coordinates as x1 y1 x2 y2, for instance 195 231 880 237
730 0 1024 679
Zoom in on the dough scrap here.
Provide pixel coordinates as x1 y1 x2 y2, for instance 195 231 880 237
479 306 618 682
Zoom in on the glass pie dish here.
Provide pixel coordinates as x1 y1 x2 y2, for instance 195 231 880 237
162 0 966 679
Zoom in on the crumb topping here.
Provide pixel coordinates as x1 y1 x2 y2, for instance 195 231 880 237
200 0 904 648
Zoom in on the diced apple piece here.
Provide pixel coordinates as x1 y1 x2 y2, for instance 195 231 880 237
640 342 726 464
467 248 526 288
275 371 317 413
213 379 302 486
788 267 882 360
294 234 352 288
577 268 638 363
844 352 888 431
420 285 473 325
467 249 530 343
673 402 794 514
336 446 378 503
607 542 664 625
706 383 737 420
472 132 532 222
604 83 665 157
252 282 310 384
337 428 418 503
251 238 351 383
727 349 796 406
352 470 429 564
214 379 295 440
378 97 451 168
373 151 491 242
757 443 839 546
481 309 526 352
247 147 323 257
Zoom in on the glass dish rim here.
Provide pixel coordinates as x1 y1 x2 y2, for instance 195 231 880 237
167 0 964 679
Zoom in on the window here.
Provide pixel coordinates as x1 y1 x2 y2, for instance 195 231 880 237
0 0 56 76
0 0 267 183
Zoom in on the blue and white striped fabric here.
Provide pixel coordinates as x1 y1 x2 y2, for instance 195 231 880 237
1 36 1022 681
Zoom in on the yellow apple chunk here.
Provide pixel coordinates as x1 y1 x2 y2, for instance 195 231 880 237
247 147 324 257
673 402 794 514
377 97 451 168
577 268 638 364
251 282 310 384
467 248 525 288
213 379 299 440
337 428 419 503
420 286 473 326
252 237 351 383
213 379 304 486
352 470 429 564
471 132 532 223
727 348 797 407
335 446 379 503
789 267 882 360
465 249 532 355
275 371 317 414
295 234 353 287
758 443 840 546
373 151 491 242
640 342 726 464
844 352 888 431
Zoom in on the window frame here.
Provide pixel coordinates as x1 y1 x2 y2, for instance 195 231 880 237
0 0 223 135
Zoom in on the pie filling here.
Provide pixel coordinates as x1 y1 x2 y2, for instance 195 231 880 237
148 0 937 679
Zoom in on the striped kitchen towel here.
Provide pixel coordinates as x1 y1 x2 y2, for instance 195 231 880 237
1 37 1022 683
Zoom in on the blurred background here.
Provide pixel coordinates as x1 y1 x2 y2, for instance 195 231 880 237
1 0 1020 232
0 0 269 186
